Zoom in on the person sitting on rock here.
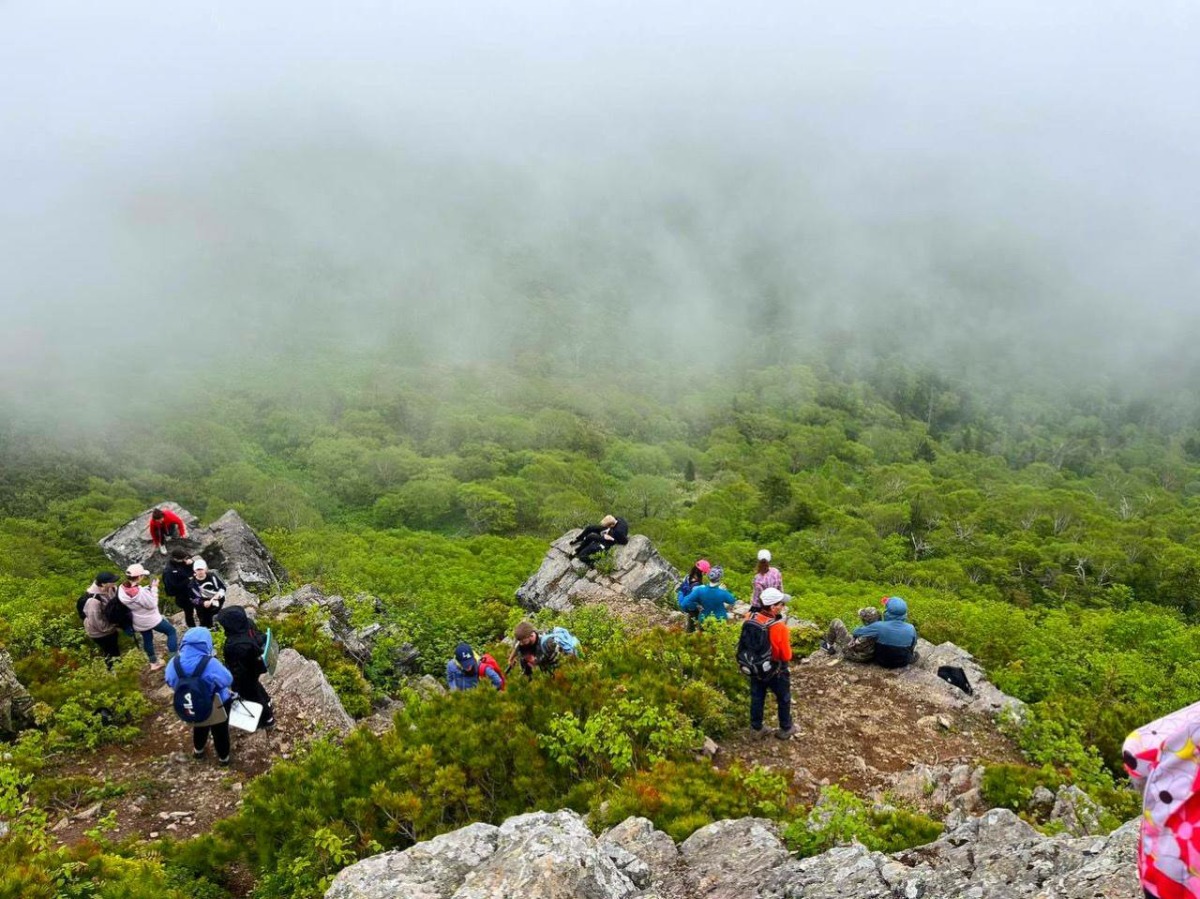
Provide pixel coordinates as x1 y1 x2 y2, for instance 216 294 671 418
823 597 917 669
507 621 580 677
677 559 710 629
149 507 187 556
680 566 737 624
216 606 276 730
446 642 505 691
79 572 124 667
163 549 196 628
165 627 235 765
749 549 783 613
572 514 629 566
189 558 227 629
119 563 179 671
744 587 794 740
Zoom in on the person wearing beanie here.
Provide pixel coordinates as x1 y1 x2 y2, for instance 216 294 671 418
148 507 187 556
571 514 630 566
823 597 918 668
446 642 504 691
745 587 794 740
189 558 227 629
165 627 235 765
162 549 196 628
79 572 123 667
680 566 738 623
750 549 783 613
119 563 178 671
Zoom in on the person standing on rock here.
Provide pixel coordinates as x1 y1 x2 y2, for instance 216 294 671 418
119 564 179 671
741 587 794 740
749 549 783 613
148 507 187 556
162 549 196 628
166 627 235 765
680 566 738 624
446 642 505 691
215 606 276 730
508 621 580 677
79 572 123 667
189 558 227 629
572 514 629 566
823 597 917 669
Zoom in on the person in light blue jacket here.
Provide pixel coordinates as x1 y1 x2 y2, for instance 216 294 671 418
824 597 918 669
165 627 235 765
681 567 737 622
447 642 504 691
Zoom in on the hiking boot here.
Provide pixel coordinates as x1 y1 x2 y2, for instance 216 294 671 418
775 727 794 741
148 660 166 671
218 756 231 767
158 545 167 556
193 749 207 761
820 640 836 656
260 718 276 731
751 727 770 740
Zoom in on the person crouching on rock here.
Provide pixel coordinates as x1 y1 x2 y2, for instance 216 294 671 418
166 627 234 765
447 642 505 691
163 549 196 628
507 621 580 677
216 606 276 730
744 588 794 740
119 563 178 671
823 597 918 669
189 558 227 629
572 514 629 566
680 566 737 625
149 507 187 556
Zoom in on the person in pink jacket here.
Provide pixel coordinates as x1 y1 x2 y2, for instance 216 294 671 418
118 563 178 670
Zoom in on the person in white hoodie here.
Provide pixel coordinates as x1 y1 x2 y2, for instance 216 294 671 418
119 563 178 670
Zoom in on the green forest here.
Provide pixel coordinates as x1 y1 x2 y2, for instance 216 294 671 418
3 355 1198 897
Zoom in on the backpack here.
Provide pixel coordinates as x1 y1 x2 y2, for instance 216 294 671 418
477 653 507 690
76 592 90 620
545 627 581 656
937 665 974 695
102 593 134 630
736 616 777 679
172 655 215 724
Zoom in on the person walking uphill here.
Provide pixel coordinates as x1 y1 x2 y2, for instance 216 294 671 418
572 514 629 566
507 621 581 677
446 642 505 691
189 558 227 629
750 549 783 613
119 564 178 670
166 628 234 765
162 549 195 628
737 587 793 740
149 507 187 556
215 606 276 730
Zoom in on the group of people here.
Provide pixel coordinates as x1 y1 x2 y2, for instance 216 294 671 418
77 509 274 765
444 621 583 691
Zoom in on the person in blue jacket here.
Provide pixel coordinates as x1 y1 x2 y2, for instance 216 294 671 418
824 597 918 669
681 566 738 622
165 627 235 765
446 642 504 691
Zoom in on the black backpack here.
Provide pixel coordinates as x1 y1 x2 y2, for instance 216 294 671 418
736 617 777 679
172 655 215 724
76 592 90 620
937 665 974 695
102 594 134 630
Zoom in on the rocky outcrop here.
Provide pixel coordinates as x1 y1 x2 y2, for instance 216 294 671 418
98 504 286 587
516 531 679 615
328 808 1141 899
0 649 35 737
883 762 987 827
267 648 354 734
895 639 1028 724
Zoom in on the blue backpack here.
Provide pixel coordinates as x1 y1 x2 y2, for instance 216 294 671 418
172 655 215 724
545 627 581 656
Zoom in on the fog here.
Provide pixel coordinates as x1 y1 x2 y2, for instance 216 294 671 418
3 1 1199 427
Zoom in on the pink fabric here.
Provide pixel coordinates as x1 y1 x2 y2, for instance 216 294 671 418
1125 700 1200 897
751 567 782 605
119 584 163 632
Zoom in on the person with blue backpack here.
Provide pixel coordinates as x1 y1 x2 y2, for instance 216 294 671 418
165 627 235 765
680 566 737 623
507 621 581 677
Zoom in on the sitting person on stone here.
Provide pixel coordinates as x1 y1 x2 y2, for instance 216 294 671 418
189 558 228 629
572 514 629 565
507 621 581 677
149 507 188 556
446 642 505 691
823 596 918 668
680 566 737 624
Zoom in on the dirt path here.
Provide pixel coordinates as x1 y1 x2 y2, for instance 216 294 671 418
718 652 1024 804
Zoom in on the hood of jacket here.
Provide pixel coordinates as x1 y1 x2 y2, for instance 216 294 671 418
883 597 909 621
216 606 260 654
178 627 216 670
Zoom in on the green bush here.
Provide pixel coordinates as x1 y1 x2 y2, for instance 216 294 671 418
782 785 943 857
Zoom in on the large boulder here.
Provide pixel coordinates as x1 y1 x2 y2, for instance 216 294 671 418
0 650 35 738
326 823 500 899
267 648 354 734
599 816 679 886
515 531 679 615
98 505 286 588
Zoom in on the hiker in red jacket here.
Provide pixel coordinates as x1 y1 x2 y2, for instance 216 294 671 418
149 508 187 556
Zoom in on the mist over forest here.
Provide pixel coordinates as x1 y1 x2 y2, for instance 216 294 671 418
4 1 1200 435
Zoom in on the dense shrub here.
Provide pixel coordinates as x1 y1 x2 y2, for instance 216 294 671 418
782 785 943 857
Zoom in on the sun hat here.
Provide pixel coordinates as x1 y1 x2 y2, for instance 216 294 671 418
757 549 772 562
696 559 712 574
759 587 791 607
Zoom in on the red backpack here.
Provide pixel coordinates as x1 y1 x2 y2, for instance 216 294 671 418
477 653 506 690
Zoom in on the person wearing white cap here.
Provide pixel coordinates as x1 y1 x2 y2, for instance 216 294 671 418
119 563 178 670
741 587 793 740
750 549 783 613
188 558 228 629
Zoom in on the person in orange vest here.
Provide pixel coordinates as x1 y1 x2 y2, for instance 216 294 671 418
738 587 793 740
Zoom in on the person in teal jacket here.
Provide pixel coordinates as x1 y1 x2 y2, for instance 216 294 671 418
681 567 737 622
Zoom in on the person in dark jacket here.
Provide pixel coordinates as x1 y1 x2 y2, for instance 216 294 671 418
824 597 918 669
189 558 227 629
162 549 195 628
215 606 275 730
572 514 629 565
165 627 234 764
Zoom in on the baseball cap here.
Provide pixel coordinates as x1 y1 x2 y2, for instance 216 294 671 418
696 559 712 574
759 587 791 607
454 642 476 669
757 549 772 562
192 558 208 571
125 563 150 578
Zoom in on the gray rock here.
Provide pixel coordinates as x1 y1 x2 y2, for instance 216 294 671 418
1050 784 1107 836
267 648 355 732
97 502 205 575
602 843 652 889
327 822 500 899
0 649 35 738
599 816 680 882
679 818 791 899
515 531 679 613
223 583 260 615
1028 785 1057 818
205 509 287 589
